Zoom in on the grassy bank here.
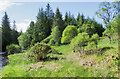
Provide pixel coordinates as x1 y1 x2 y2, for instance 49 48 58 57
1 37 119 77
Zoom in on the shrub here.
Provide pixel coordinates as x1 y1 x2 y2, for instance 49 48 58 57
18 33 29 49
6 44 21 54
27 43 53 61
91 34 100 48
87 41 96 50
70 32 89 52
61 25 78 44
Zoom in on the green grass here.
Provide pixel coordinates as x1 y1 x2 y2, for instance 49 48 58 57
1 37 119 77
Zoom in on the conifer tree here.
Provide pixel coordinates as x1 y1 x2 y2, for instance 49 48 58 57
11 20 19 44
2 12 12 51
52 8 65 35
45 3 54 35
26 21 34 46
51 26 61 46
64 12 69 26
32 8 51 45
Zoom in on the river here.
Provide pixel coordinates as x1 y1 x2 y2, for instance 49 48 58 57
0 55 2 71
0 52 6 71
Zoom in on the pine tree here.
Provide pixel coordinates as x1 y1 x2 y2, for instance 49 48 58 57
68 12 72 25
77 13 80 22
11 20 19 44
64 12 68 26
2 12 12 51
70 15 77 26
51 26 61 46
52 8 65 35
45 3 54 35
67 12 76 26
26 21 34 46
32 8 51 45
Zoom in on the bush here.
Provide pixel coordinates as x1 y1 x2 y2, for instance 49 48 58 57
70 32 89 52
61 25 78 44
87 41 96 50
91 34 99 48
18 33 29 49
6 44 21 54
27 43 54 61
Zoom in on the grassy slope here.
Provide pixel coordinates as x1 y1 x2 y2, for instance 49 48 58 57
1 37 119 77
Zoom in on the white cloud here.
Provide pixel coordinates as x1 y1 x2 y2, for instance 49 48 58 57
10 19 36 33
0 1 23 11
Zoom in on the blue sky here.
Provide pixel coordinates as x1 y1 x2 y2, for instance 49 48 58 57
0 2 105 32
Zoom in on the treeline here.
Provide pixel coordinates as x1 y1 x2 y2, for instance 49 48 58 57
18 3 105 49
2 12 21 52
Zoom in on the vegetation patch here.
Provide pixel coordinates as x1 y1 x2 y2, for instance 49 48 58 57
6 44 21 55
27 43 58 62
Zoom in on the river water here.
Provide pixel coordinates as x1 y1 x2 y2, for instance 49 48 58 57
0 55 2 71
0 52 5 71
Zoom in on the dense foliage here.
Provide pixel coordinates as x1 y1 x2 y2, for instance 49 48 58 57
15 3 105 49
78 18 104 37
27 43 51 61
61 25 78 44
6 44 21 54
90 34 100 48
50 26 61 46
18 32 30 49
70 32 89 53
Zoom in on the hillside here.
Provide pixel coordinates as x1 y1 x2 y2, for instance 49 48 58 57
1 37 118 77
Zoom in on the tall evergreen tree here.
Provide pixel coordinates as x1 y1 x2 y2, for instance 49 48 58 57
11 20 19 44
32 8 51 45
70 15 77 26
51 26 61 46
79 14 84 26
45 3 54 35
26 21 34 46
77 13 80 22
67 12 76 26
64 12 69 26
2 12 12 51
52 8 64 35
68 12 72 25
77 13 81 28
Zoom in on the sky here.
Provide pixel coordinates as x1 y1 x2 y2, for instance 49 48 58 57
0 0 116 32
